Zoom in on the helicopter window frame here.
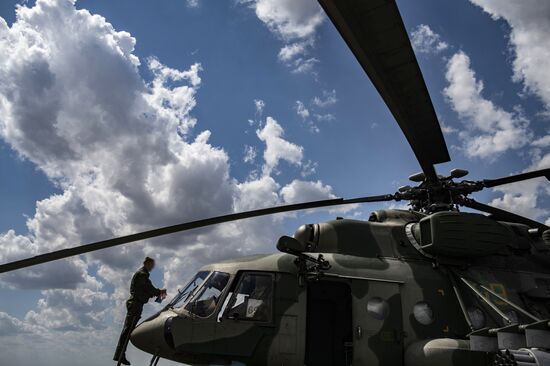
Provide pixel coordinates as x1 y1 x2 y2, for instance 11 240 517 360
170 270 211 309
219 271 275 324
183 271 231 319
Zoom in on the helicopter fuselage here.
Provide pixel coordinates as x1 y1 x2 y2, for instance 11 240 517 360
130 209 550 365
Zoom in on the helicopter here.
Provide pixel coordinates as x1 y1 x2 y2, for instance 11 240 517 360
2 0 550 365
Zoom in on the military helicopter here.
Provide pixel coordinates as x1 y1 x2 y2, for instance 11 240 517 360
2 0 550 365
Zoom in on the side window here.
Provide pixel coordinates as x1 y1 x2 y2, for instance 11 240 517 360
222 272 273 322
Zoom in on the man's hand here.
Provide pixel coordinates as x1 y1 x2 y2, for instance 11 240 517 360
159 288 167 300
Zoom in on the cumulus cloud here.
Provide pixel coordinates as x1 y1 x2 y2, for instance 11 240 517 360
0 312 33 336
410 24 449 54
257 116 304 175
281 179 356 214
25 288 110 331
443 51 531 158
239 0 325 73
489 153 550 221
463 1 550 224
281 179 336 203
0 1 342 353
469 0 550 114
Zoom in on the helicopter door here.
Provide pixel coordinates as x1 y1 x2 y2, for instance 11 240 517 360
214 272 276 358
305 280 353 366
351 279 403 365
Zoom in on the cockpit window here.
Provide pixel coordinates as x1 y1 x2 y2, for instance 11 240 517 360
185 271 230 318
169 271 210 309
222 272 273 322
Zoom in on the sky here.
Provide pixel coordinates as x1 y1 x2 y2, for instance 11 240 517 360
0 0 550 365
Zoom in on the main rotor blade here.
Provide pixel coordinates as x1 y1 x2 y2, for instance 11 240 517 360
318 0 450 181
482 168 550 188
0 194 395 274
460 198 548 231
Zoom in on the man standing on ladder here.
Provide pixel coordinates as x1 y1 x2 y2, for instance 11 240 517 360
114 257 167 365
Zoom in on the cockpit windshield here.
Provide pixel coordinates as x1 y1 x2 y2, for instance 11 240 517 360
168 271 210 309
184 271 230 318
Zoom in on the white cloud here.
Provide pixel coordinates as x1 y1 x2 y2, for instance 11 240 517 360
312 89 337 108
441 123 458 134
443 51 531 158
25 288 110 331
295 92 337 133
314 113 335 122
280 179 336 203
0 312 34 336
469 0 550 113
290 56 319 74
254 98 265 115
243 144 257 163
489 153 550 221
295 100 310 119
280 179 356 214
462 0 550 223
243 0 324 40
410 24 449 54
240 0 324 73
278 41 310 62
186 0 200 8
533 135 550 148
301 159 317 177
0 2 343 357
257 116 304 175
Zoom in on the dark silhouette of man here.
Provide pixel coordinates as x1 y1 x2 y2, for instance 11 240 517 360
114 257 166 365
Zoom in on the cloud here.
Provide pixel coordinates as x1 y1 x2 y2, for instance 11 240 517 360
242 0 324 40
280 179 336 203
25 288 110 331
294 92 337 133
243 144 257 163
254 98 265 115
256 116 304 175
312 89 337 108
239 0 325 73
533 135 550 148
280 179 357 214
443 51 531 158
0 312 33 336
278 40 311 62
290 56 319 74
0 1 342 355
295 100 310 119
314 113 335 122
489 153 550 221
410 24 449 54
186 0 200 8
469 0 550 114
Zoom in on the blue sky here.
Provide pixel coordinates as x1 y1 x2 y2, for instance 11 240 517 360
1 0 549 365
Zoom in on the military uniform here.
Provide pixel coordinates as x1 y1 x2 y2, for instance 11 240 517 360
114 267 161 361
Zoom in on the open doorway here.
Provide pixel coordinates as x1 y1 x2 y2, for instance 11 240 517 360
305 280 353 366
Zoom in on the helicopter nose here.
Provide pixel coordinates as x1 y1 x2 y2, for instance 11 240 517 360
130 313 173 355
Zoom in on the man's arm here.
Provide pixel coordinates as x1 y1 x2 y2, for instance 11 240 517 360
134 272 161 298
